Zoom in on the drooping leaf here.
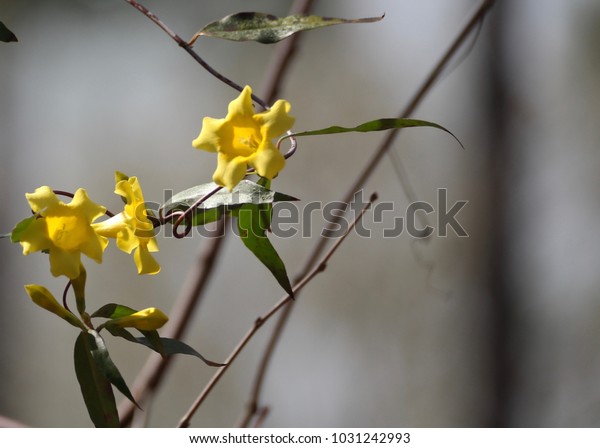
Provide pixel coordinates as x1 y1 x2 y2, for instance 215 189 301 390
160 180 297 227
74 332 119 428
0 21 17 43
189 12 383 45
283 118 464 148
237 203 294 297
134 336 225 367
9 215 35 243
106 325 223 367
139 329 165 358
91 303 137 319
86 330 140 409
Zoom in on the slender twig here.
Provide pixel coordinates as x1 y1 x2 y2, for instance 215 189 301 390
118 0 316 427
177 193 377 428
123 0 268 109
238 0 496 427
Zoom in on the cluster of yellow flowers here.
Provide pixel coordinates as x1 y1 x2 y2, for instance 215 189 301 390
20 174 160 279
17 85 293 332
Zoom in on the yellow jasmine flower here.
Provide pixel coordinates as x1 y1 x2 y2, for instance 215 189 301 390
24 284 86 330
192 85 295 191
109 307 169 331
19 187 108 279
93 174 160 275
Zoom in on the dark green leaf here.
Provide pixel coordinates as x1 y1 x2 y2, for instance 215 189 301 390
9 216 35 243
133 337 224 367
74 332 119 428
190 12 383 45
139 329 165 358
91 303 137 319
105 326 220 367
87 330 140 409
285 118 464 148
0 21 17 43
237 204 293 297
160 180 297 226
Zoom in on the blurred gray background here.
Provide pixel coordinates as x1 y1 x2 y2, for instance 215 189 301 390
1 0 600 427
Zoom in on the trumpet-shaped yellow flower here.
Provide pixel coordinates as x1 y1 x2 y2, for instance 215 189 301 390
19 187 108 279
192 85 295 191
109 307 168 331
93 174 160 275
24 284 86 330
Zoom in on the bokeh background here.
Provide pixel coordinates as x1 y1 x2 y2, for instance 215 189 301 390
2 0 600 427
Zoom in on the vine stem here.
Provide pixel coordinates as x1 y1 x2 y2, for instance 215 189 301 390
177 193 377 428
123 0 268 109
238 0 497 427
117 0 316 426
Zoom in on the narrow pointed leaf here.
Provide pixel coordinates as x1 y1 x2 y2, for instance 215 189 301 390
106 326 221 367
74 332 119 428
134 337 224 367
87 330 140 409
160 180 297 227
237 203 293 297
139 329 165 357
285 118 464 148
0 21 17 43
190 12 383 45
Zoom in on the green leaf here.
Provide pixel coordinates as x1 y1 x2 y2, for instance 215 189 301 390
160 180 297 226
91 303 137 319
285 118 464 148
86 330 140 409
106 325 223 367
9 216 35 243
190 12 383 45
139 329 165 358
134 337 225 368
0 21 17 43
237 203 294 297
74 332 119 428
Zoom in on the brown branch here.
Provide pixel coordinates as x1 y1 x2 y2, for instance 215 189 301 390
177 193 377 428
238 0 497 427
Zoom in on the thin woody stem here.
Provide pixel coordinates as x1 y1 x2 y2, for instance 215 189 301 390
117 0 314 426
123 0 268 109
177 194 377 428
238 0 496 427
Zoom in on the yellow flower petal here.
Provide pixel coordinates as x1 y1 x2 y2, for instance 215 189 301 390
134 243 161 275
256 99 295 140
213 152 251 191
20 187 109 279
250 144 286 180
99 173 160 275
111 307 168 331
24 284 85 329
193 85 294 190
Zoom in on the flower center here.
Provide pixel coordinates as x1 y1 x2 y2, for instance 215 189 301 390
46 215 88 250
232 126 260 155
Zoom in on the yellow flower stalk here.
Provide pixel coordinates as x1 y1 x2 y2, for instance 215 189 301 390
93 174 160 275
110 307 169 331
24 284 86 330
19 187 108 279
192 85 295 191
